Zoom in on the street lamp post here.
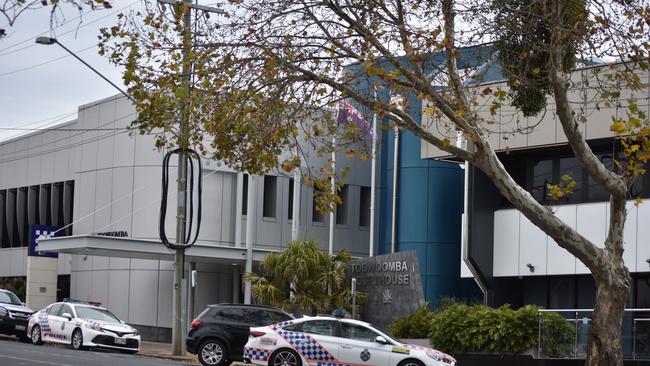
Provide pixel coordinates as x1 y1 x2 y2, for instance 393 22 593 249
34 36 135 104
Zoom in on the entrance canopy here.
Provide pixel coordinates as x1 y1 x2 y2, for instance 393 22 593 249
38 235 274 265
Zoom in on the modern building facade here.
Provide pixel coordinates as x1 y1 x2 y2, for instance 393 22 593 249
424 61 650 309
0 94 374 340
358 46 502 304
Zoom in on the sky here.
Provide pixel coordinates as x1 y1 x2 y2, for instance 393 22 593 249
0 1 143 142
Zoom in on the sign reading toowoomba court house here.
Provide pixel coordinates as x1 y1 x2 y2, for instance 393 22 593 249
349 251 425 328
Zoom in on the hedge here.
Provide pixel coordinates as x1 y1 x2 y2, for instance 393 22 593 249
389 304 573 357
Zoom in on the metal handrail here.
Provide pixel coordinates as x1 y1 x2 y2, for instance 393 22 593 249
537 308 650 360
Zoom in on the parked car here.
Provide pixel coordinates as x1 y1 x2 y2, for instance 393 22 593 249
27 300 140 353
187 303 294 366
0 289 33 342
244 315 456 366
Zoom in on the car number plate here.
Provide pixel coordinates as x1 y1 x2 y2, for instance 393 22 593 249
115 338 127 345
15 325 26 331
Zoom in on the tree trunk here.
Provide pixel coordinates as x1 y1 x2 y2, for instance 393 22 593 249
585 260 630 366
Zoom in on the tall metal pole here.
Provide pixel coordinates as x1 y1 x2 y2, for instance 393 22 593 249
390 127 399 254
369 89 378 257
329 137 335 256
171 0 193 356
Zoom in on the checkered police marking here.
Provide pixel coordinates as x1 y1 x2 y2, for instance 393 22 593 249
244 347 270 361
275 330 335 361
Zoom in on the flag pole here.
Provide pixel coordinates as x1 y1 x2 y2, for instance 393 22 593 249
329 128 336 256
369 87 378 257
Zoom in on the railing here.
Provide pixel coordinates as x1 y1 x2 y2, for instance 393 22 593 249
537 308 650 360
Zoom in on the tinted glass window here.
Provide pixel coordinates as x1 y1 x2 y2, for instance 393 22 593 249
559 157 583 203
341 323 379 342
269 311 293 323
302 320 337 336
75 307 120 323
532 159 552 202
60 304 74 317
217 308 248 323
0 291 21 305
48 304 63 316
282 323 302 332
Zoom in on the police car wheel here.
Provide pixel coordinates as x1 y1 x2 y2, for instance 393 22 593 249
31 325 43 345
198 339 228 366
71 329 84 350
270 348 301 366
399 359 425 366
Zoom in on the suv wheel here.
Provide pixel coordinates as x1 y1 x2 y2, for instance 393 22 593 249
198 339 228 366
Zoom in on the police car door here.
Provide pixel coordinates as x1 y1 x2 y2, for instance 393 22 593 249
57 304 76 342
46 303 69 343
294 320 340 366
338 322 392 366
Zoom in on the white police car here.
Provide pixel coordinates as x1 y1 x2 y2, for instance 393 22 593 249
26 300 140 353
243 316 455 366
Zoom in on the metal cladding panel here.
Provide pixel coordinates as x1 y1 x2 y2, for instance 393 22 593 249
128 270 159 326
547 205 577 275
199 172 225 245
131 167 161 239
107 270 130 320
575 202 608 274
156 270 173 328
109 167 134 234
90 270 109 306
93 169 113 233
492 209 520 277
519 214 548 276
637 202 650 272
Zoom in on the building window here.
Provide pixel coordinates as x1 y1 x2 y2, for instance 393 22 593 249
559 157 583 204
288 178 294 221
312 188 324 223
336 185 349 225
531 159 552 202
242 174 248 215
263 175 277 218
359 186 371 227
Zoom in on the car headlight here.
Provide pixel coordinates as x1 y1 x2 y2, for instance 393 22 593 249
0 307 7 317
84 322 103 331
426 351 454 364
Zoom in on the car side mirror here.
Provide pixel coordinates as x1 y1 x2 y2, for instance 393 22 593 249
120 320 125 324
375 336 389 344
61 312 73 320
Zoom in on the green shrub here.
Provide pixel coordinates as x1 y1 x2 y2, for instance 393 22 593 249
429 304 574 356
389 306 434 339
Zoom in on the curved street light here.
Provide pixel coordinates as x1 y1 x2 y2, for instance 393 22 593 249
35 36 135 103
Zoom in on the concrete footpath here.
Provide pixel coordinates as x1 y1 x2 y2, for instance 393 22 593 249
139 341 199 364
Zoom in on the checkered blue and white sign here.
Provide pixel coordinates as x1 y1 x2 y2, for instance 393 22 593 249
28 225 59 258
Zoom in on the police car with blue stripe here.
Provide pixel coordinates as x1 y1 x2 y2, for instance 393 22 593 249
244 315 455 366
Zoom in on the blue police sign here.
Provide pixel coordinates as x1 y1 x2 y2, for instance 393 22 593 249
28 225 59 258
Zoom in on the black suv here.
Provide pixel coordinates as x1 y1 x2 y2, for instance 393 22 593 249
186 303 293 366
0 289 33 342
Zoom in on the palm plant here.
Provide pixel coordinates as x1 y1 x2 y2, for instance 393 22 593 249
243 240 366 316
